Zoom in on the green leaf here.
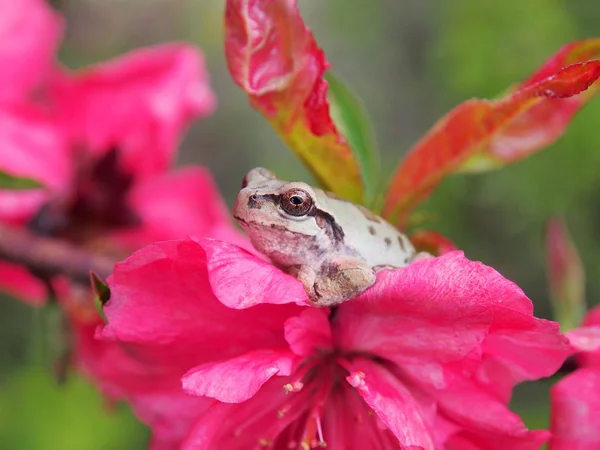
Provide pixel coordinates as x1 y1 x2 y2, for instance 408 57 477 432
90 272 110 323
0 171 43 190
326 72 381 205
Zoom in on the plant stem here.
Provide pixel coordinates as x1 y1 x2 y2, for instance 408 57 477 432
0 224 115 285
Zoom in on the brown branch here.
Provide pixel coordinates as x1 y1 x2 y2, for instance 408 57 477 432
0 224 116 286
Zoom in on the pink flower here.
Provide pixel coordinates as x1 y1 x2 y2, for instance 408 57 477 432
549 306 600 450
48 43 216 178
66 291 214 450
0 0 62 103
100 241 570 449
0 1 218 304
0 0 67 225
55 168 245 450
0 43 215 225
0 7 235 443
0 0 215 226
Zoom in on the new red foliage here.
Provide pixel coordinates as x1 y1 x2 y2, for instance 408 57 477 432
383 40 600 223
225 0 363 201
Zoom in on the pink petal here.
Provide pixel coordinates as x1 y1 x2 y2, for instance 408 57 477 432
577 308 600 367
472 354 521 403
284 308 333 357
430 415 463 448
481 314 571 387
550 368 600 450
182 349 295 403
50 44 216 176
445 430 549 450
182 376 311 448
320 381 418 450
0 260 47 305
566 326 600 353
0 105 71 221
181 403 234 450
0 105 70 187
199 238 310 308
183 365 412 448
0 0 63 102
0 190 49 225
335 252 570 391
342 357 436 450
335 252 497 378
111 166 247 249
429 372 550 449
101 239 303 372
128 166 234 238
70 316 211 450
434 376 534 436
77 321 184 397
472 279 570 398
131 392 212 450
569 326 600 369
583 305 600 327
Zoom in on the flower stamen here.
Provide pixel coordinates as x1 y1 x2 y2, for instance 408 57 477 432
315 414 325 447
259 438 273 447
283 380 304 393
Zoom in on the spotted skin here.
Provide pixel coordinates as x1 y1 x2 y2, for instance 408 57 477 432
233 168 417 306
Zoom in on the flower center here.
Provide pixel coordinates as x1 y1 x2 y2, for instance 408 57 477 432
29 148 139 244
264 354 390 449
215 352 399 448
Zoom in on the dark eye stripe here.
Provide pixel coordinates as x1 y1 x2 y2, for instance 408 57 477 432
246 193 281 209
306 207 345 243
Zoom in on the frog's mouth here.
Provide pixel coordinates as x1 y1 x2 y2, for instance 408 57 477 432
232 215 308 238
232 215 249 227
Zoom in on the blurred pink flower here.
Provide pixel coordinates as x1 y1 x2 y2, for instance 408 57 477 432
0 0 63 103
56 167 245 450
0 42 215 224
0 6 236 444
49 43 216 178
550 306 600 450
0 0 67 225
100 242 570 449
0 1 218 305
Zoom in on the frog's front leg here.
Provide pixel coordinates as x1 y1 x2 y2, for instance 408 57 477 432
286 264 317 300
309 256 376 307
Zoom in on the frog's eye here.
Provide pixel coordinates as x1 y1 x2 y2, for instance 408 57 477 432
280 189 313 216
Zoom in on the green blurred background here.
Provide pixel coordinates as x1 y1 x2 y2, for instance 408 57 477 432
2 0 600 448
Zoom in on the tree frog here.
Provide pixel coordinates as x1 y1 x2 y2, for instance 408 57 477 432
233 167 417 307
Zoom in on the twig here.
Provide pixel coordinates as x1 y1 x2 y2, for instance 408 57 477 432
0 224 115 285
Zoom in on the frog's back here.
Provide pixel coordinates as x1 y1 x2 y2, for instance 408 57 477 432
317 192 415 268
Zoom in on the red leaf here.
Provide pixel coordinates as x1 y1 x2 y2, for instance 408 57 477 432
383 39 600 222
225 0 363 201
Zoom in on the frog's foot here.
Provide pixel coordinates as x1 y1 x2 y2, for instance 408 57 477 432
310 257 376 307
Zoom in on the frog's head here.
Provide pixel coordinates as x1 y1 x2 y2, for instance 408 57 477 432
233 168 324 256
